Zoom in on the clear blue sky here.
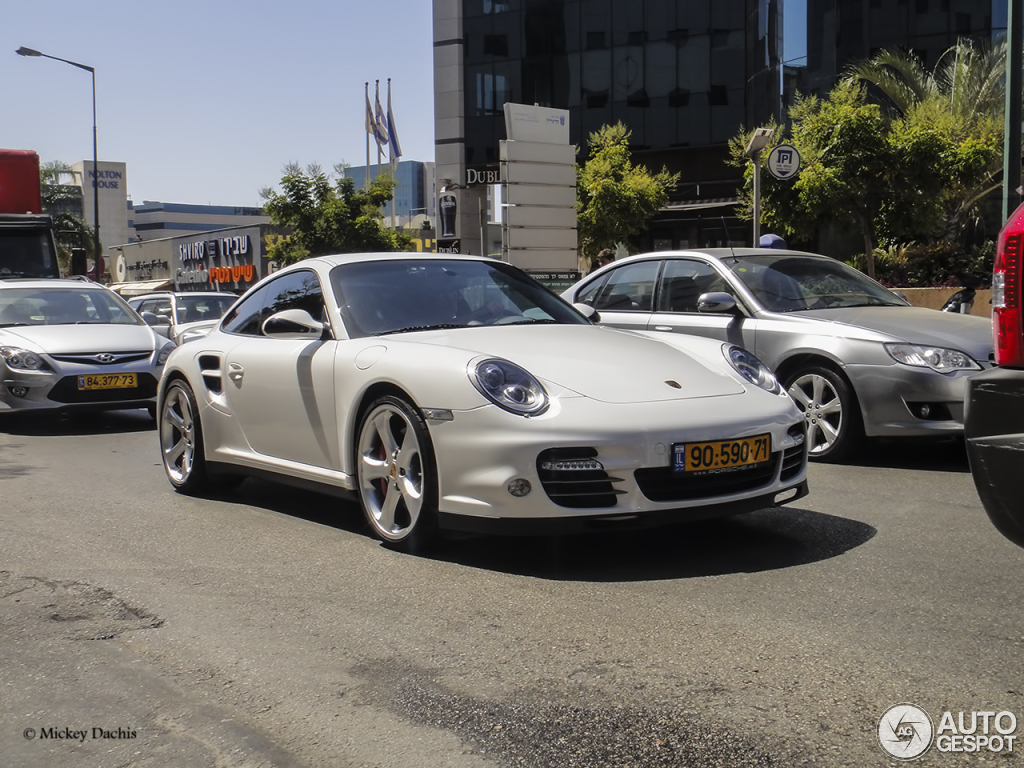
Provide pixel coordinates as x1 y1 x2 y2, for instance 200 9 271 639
3 1 434 208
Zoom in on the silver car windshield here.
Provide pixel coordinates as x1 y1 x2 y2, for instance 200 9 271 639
0 288 143 327
722 254 907 313
176 294 236 323
331 259 590 338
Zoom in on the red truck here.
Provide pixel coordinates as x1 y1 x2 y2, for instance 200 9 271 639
965 202 1024 545
0 148 61 279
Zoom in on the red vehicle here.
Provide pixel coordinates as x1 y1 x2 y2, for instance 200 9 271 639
0 149 61 279
965 202 1024 545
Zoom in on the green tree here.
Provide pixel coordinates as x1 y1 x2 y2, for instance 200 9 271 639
846 38 1006 239
576 122 678 269
259 163 411 264
39 160 93 270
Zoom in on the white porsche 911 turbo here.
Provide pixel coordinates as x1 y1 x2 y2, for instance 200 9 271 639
157 253 809 551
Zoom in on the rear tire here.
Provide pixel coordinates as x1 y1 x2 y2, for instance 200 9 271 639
356 394 438 553
785 365 863 462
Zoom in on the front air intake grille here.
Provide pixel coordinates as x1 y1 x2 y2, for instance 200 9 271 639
635 455 780 502
780 424 807 482
537 447 624 509
48 373 158 404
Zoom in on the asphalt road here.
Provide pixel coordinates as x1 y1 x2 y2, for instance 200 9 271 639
0 409 1021 768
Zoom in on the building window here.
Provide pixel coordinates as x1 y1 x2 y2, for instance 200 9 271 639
587 31 606 50
708 85 728 105
669 88 690 107
667 29 689 47
628 31 647 45
484 35 509 56
476 72 508 115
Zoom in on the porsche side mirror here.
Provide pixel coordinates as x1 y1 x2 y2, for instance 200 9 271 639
697 292 737 313
262 309 324 340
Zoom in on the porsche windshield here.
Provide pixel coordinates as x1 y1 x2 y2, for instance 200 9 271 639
722 254 907 312
331 259 590 338
0 287 142 327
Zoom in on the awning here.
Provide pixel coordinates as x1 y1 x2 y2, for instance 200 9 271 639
662 197 739 212
107 279 173 297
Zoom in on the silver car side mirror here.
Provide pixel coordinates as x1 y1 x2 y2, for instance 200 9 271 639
572 303 601 323
697 292 737 313
262 309 324 340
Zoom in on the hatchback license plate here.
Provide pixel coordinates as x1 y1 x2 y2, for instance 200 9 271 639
77 373 137 391
674 434 771 474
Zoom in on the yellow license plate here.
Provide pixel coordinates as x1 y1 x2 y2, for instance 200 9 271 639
674 434 772 474
77 373 137 391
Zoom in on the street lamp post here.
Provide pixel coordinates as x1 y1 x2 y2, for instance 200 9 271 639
16 46 101 282
744 127 774 245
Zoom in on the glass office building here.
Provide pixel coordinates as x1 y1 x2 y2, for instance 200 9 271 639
436 0 1009 250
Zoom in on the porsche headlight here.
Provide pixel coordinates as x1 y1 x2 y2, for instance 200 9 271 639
0 346 48 372
885 343 980 373
470 358 548 416
157 341 176 366
724 345 782 395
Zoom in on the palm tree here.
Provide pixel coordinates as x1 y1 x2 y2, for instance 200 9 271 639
845 37 1006 121
846 38 1010 240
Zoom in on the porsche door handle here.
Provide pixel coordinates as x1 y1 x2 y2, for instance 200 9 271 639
227 363 245 382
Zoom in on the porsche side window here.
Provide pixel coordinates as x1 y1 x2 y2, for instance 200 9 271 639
262 270 325 326
656 260 725 313
587 261 659 312
223 283 272 336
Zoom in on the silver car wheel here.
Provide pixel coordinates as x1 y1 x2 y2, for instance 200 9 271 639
787 372 843 455
160 382 198 487
357 399 429 542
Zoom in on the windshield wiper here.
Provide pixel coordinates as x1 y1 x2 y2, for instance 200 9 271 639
377 323 469 335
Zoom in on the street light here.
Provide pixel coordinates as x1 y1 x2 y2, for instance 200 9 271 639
16 46 101 282
745 127 774 245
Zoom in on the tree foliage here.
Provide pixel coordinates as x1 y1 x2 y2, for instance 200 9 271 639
39 160 93 269
729 68 1002 280
576 122 679 267
259 163 411 264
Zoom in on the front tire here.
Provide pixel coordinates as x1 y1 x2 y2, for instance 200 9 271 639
159 380 211 494
785 365 863 462
356 395 438 552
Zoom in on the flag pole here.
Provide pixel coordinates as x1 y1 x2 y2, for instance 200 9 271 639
364 82 370 191
388 78 396 229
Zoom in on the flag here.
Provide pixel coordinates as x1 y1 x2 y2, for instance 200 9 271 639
374 82 389 148
386 79 403 171
365 85 378 147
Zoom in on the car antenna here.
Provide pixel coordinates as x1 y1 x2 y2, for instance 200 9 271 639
721 216 739 263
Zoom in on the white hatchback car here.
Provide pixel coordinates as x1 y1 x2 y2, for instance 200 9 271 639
157 254 809 551
0 278 176 417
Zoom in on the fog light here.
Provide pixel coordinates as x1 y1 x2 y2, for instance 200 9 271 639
540 459 604 472
8 386 28 398
919 403 931 418
507 478 532 497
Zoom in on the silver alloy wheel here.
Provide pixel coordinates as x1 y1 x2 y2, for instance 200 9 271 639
357 402 425 541
787 372 843 455
160 383 196 486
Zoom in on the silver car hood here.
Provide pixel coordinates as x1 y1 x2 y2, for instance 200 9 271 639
400 324 745 404
789 306 993 358
0 324 161 353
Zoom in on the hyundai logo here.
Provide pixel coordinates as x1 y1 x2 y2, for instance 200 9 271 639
95 353 117 363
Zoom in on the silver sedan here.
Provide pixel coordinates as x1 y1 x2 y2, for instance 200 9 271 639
0 279 175 416
563 248 994 461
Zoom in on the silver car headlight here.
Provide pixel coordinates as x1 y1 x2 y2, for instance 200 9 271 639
157 341 177 366
885 343 980 373
724 344 782 395
0 346 48 372
470 358 548 416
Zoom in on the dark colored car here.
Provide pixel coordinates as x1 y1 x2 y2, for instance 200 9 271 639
965 204 1024 546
